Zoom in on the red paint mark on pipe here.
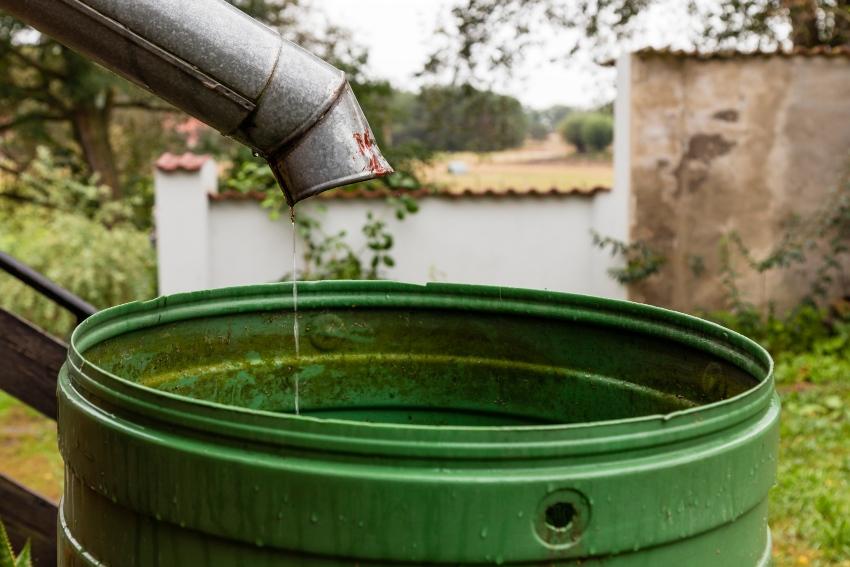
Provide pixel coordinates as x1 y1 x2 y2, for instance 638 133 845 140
354 130 391 176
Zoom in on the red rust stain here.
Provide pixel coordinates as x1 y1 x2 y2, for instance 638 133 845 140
353 131 373 154
354 130 391 176
367 154 391 176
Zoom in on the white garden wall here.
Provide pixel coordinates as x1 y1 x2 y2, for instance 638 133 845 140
154 156 628 299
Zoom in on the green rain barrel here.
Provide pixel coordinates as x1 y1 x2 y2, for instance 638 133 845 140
58 281 779 566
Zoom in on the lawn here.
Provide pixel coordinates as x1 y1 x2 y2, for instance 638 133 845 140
0 392 62 502
1 377 847 564
771 379 850 566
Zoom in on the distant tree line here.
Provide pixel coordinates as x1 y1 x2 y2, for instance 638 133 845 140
387 84 527 153
526 105 573 140
385 88 613 155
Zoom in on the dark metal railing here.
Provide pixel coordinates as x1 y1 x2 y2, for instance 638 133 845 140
0 250 96 322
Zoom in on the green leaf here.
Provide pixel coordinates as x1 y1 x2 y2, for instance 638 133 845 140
13 541 31 567
0 519 16 567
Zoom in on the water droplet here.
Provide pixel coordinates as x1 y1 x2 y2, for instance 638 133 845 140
254 538 264 547
479 527 488 539
252 151 260 158
517 511 525 518
310 513 319 524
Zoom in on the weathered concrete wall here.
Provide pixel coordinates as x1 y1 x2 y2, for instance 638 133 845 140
625 53 850 312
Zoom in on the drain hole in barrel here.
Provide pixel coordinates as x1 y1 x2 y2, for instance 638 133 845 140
544 502 576 531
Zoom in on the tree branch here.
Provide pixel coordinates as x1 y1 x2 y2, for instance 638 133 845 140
113 100 176 113
6 45 68 81
0 192 57 210
0 162 21 176
0 112 67 134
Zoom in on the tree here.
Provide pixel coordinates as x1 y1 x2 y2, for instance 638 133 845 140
0 12 174 196
526 110 550 140
424 0 850 83
526 105 577 140
560 114 589 153
0 147 156 337
581 113 614 152
395 84 528 152
559 111 613 153
0 0 363 198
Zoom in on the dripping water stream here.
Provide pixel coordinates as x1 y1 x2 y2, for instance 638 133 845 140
290 206 300 415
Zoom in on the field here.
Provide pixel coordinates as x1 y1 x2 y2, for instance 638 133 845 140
2 377 848 564
420 135 613 192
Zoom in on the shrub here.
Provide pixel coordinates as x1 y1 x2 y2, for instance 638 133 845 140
559 112 613 153
581 113 614 152
560 113 588 152
0 204 157 339
0 148 157 338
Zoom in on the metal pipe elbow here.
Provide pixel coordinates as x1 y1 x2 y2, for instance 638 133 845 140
234 41 393 205
0 0 392 206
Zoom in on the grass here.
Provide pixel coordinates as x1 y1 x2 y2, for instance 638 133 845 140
771 380 850 566
0 392 62 502
0 378 848 564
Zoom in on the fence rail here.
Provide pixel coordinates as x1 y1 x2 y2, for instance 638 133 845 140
0 251 96 323
0 252 96 566
0 309 66 420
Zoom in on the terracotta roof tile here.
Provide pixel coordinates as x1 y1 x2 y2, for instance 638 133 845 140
155 152 211 172
635 46 850 60
209 185 610 202
603 46 850 66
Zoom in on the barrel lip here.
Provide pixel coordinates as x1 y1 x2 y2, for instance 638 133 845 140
68 281 775 458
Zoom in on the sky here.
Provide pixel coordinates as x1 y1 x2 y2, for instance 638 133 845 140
318 0 617 110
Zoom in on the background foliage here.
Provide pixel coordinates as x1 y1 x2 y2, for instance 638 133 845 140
0 149 155 338
560 111 614 153
424 0 850 86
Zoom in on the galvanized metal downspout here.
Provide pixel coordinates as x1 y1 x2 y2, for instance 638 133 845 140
0 0 392 204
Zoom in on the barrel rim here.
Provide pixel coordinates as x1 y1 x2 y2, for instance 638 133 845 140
67 281 775 458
